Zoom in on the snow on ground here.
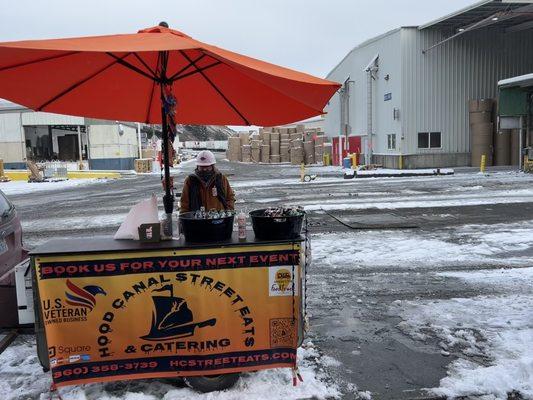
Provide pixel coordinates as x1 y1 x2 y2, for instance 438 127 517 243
312 220 533 269
392 268 533 400
311 218 533 398
0 339 340 400
0 179 110 196
21 213 128 232
304 187 533 211
353 168 454 176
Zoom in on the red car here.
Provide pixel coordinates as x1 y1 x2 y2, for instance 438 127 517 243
0 189 28 328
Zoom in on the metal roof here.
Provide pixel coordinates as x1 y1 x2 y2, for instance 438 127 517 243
0 98 27 112
498 73 533 87
419 0 533 31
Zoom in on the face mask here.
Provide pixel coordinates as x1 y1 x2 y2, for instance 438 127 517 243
196 168 214 182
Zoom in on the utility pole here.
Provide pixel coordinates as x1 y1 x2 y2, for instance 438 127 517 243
77 125 83 170
137 122 142 159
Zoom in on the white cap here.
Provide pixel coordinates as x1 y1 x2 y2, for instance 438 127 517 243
196 150 216 166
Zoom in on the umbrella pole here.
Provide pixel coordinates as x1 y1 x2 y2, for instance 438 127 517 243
160 84 174 238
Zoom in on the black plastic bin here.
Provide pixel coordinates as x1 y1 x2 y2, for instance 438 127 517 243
179 212 234 243
249 209 304 240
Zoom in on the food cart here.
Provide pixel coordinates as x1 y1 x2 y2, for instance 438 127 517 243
0 22 337 393
31 231 308 391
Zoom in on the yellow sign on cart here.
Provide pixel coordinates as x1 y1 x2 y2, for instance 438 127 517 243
35 244 301 387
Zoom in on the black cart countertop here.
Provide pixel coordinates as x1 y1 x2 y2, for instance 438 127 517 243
30 232 304 256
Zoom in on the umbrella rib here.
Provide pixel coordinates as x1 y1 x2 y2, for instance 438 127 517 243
145 51 160 123
170 61 221 82
0 51 80 73
179 50 250 126
106 52 157 81
133 52 157 77
202 49 329 115
167 54 205 81
36 52 133 111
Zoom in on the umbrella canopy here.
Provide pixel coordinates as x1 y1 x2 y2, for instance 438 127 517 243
0 25 340 126
0 24 340 236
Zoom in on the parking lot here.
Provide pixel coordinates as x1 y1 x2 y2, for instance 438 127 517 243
2 159 533 399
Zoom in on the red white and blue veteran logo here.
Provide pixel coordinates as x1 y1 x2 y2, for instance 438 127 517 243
65 279 107 311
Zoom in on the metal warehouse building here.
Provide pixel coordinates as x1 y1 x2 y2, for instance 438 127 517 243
325 0 533 168
0 100 140 170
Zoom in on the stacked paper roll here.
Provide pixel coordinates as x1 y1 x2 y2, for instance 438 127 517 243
291 139 303 149
261 145 270 163
314 144 324 162
251 147 261 163
290 133 303 142
241 144 251 163
494 129 511 166
469 99 494 167
227 137 241 161
303 141 314 164
239 132 250 147
270 140 280 156
290 147 304 165
280 144 290 162
270 132 280 142
261 131 271 145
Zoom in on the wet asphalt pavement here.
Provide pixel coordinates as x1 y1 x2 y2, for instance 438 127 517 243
7 157 533 399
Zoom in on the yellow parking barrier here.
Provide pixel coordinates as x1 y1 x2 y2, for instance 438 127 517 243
3 170 121 181
350 153 357 169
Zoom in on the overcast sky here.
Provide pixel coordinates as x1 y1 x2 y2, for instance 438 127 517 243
1 0 478 78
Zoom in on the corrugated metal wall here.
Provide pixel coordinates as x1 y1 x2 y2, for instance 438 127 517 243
401 26 533 155
325 29 403 155
325 24 533 163
88 124 139 159
0 112 25 163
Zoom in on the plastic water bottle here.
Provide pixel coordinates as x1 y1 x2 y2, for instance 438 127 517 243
237 210 246 241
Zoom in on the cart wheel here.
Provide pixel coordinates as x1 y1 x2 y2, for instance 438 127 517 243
184 373 240 393
303 174 311 182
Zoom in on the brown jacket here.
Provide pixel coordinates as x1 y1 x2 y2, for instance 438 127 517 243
179 170 235 213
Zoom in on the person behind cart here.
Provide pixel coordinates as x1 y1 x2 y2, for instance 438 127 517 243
179 150 235 213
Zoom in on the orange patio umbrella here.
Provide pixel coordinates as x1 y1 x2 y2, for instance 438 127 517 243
0 23 340 234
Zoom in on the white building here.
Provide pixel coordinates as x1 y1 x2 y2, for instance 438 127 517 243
325 0 533 168
0 100 139 170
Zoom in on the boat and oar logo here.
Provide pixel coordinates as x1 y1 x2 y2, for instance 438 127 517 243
141 284 217 341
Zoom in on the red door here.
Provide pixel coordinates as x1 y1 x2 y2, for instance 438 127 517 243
332 136 362 165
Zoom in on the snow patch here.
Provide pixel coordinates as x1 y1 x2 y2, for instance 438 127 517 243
0 179 109 196
312 221 533 269
394 267 533 399
304 188 533 211
0 339 340 400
